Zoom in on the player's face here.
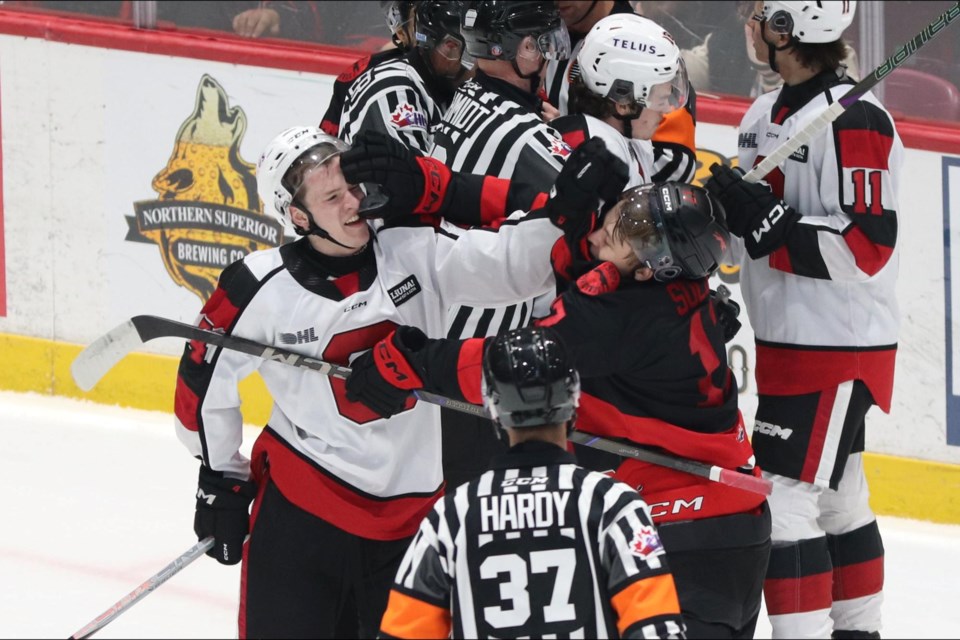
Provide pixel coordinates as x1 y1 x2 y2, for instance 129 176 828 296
629 83 671 139
556 1 595 30
586 206 641 275
296 157 369 255
749 1 770 62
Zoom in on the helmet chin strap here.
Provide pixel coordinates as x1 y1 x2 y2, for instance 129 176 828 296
291 198 361 252
511 55 545 94
760 20 794 74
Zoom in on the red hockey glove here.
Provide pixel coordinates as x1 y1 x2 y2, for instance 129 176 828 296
704 163 800 259
345 326 429 419
339 130 452 220
194 465 256 565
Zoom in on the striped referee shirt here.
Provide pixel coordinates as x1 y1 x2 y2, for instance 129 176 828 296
429 70 570 340
379 441 686 639
339 50 454 155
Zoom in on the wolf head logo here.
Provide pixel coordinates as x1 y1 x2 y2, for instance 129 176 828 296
130 75 282 303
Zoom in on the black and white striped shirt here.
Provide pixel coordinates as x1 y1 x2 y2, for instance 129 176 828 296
379 441 686 639
339 51 453 155
429 70 569 340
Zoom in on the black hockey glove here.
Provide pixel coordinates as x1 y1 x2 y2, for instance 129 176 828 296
345 326 430 419
704 163 800 259
711 285 742 343
339 130 452 220
543 137 629 240
194 465 256 566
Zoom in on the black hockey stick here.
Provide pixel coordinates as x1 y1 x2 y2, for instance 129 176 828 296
68 537 214 639
743 1 960 183
71 315 772 496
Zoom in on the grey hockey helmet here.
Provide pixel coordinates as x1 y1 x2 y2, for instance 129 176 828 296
482 327 580 429
460 0 570 62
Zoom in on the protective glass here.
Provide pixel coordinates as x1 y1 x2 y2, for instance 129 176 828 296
616 185 681 282
606 57 690 116
282 140 350 201
432 32 465 62
536 25 572 61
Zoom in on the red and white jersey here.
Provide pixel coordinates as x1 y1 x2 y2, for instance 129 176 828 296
552 113 655 190
736 70 903 410
174 215 561 540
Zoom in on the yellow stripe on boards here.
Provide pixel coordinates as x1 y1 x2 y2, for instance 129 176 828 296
3 332 960 523
0 332 273 425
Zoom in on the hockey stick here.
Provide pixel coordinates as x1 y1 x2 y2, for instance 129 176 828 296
742 1 960 184
71 315 771 496
67 537 214 639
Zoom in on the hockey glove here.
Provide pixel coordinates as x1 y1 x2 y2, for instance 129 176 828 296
345 326 429 419
543 137 629 240
194 465 256 566
339 130 452 220
711 285 742 343
704 163 800 259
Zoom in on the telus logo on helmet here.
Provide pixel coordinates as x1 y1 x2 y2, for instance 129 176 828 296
611 38 656 54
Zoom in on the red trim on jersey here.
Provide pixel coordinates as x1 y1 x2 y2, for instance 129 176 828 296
479 176 511 224
772 106 791 126
843 225 894 276
337 54 373 83
768 245 795 273
837 129 893 170
800 386 838 483
535 295 568 328
251 429 441 540
320 118 338 136
456 338 487 405
764 572 833 614
333 271 361 298
561 128 586 150
755 343 896 412
190 289 241 363
174 377 201 431
612 459 765 523
832 557 884 601
531 192 550 209
753 156 785 198
576 394 754 470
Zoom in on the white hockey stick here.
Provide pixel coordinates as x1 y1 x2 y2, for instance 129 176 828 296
742 1 960 184
68 537 214 639
72 315 772 495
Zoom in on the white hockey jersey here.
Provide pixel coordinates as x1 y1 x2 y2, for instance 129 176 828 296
735 69 903 411
174 214 561 540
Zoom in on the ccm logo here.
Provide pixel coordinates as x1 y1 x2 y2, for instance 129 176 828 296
647 496 704 519
752 204 787 242
501 477 549 488
754 419 793 440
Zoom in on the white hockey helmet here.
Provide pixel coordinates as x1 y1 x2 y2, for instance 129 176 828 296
256 126 349 226
758 1 856 43
577 13 688 114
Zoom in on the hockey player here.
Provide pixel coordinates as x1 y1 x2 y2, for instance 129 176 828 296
176 126 626 637
545 0 699 183
319 1 415 137
336 1 470 154
347 182 772 638
378 326 687 639
703 2 900 638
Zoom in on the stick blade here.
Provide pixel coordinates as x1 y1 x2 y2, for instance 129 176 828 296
71 319 145 391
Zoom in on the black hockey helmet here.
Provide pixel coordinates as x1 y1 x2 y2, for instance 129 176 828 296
415 1 466 60
460 0 570 61
380 1 417 50
482 327 580 429
615 182 730 282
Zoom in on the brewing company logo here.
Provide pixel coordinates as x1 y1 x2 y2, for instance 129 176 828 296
126 74 283 303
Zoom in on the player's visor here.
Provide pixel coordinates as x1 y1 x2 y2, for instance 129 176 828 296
616 184 681 282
